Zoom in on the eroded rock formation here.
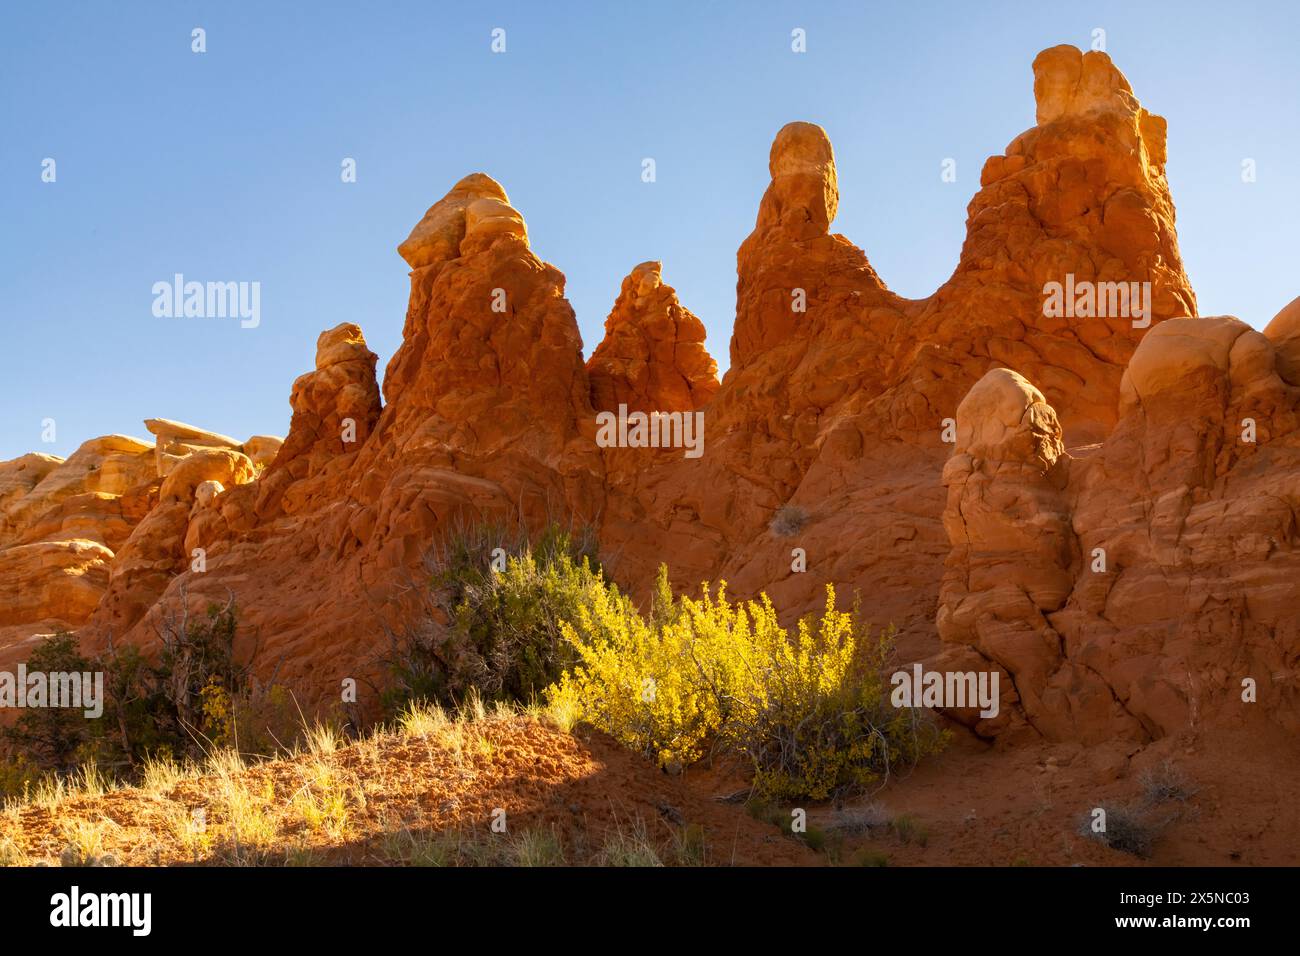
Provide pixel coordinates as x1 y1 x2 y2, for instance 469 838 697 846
587 261 718 414
939 316 1300 742
5 45 1294 748
0 424 274 665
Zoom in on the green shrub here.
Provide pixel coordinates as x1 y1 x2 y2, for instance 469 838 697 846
95 599 259 766
0 753 44 800
892 813 929 847
850 849 890 867
1 598 290 787
1 632 98 773
381 522 605 715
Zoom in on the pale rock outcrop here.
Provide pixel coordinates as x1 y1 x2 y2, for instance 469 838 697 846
937 369 1112 739
243 436 284 470
145 418 241 477
86 446 257 639
0 437 156 645
1263 295 1300 386
0 454 62 536
396 173 514 270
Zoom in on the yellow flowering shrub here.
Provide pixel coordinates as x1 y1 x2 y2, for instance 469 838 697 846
546 568 720 767
547 565 946 799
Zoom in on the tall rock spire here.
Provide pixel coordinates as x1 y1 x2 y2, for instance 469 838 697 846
587 261 718 414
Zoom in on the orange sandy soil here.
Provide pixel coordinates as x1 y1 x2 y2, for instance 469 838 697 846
0 715 817 866
3 710 1295 867
800 715 1300 867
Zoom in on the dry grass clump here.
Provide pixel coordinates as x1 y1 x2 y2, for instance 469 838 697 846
1078 760 1200 859
769 504 809 538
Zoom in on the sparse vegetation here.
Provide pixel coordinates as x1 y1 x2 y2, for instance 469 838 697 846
848 848 890 867
770 504 809 537
827 802 890 835
0 698 784 867
0 518 946 866
1079 760 1199 859
1 596 299 801
671 822 708 866
891 813 929 847
58 817 118 867
1079 802 1162 858
377 824 453 867
594 819 664 867
1139 759 1199 804
509 826 567 866
0 837 21 867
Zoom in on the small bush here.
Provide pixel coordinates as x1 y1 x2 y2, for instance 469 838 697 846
1 597 295 791
98 598 277 767
826 803 889 835
547 565 946 800
0 837 22 867
377 825 454 867
770 504 808 537
58 818 118 867
0 633 98 773
849 848 890 867
1080 762 1197 859
381 523 604 715
1079 803 1163 858
672 823 708 866
509 826 567 867
594 820 664 867
800 824 830 853
1139 760 1198 804
0 754 43 801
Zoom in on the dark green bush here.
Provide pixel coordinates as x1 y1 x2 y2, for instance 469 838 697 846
379 522 604 715
0 598 277 790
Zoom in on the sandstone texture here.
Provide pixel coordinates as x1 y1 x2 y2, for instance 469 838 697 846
6 45 1294 751
0 424 275 665
940 315 1300 743
587 261 718 414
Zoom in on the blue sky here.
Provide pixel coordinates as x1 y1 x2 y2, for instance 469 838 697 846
2 0 1296 460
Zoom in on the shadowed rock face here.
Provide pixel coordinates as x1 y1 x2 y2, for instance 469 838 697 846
11 45 1295 745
